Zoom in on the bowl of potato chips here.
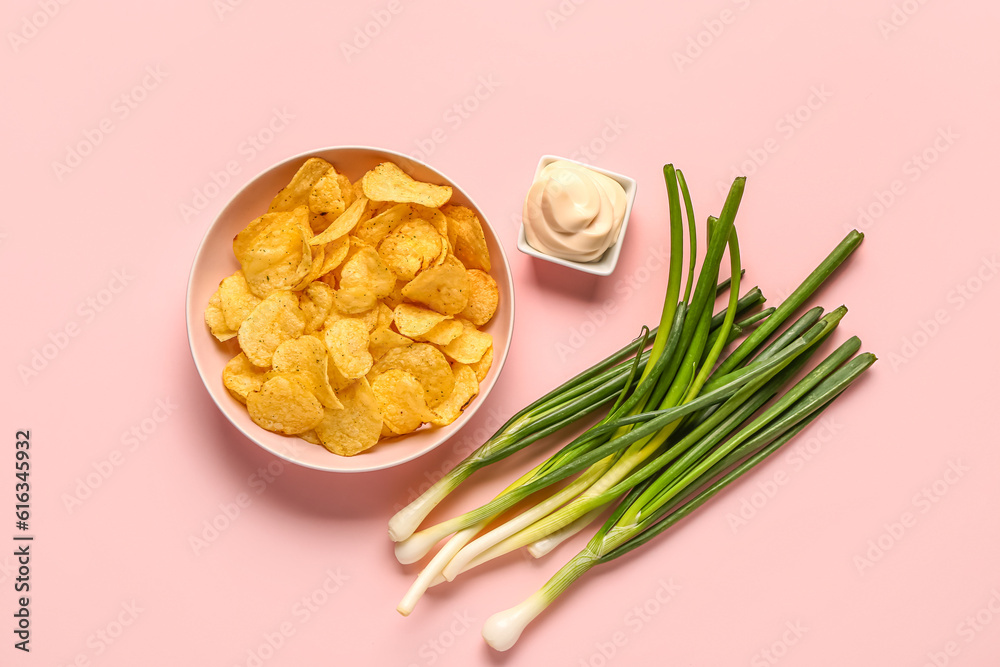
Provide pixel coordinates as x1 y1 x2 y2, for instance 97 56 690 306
186 147 514 472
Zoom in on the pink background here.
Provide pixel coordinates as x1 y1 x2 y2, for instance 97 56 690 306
3 1 999 665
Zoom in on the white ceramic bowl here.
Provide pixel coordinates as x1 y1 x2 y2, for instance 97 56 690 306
186 147 514 472
516 155 637 276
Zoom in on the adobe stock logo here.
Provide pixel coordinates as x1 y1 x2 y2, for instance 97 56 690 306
51 66 168 181
853 459 969 575
18 268 135 384
7 0 71 53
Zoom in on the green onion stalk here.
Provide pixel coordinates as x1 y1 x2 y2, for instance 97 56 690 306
481 346 876 651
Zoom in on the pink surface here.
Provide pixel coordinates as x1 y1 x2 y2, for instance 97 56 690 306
3 1 999 665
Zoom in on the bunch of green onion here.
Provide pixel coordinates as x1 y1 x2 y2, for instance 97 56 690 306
388 165 874 651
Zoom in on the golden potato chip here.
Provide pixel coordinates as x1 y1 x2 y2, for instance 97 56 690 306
247 375 324 435
323 302 379 333
400 254 470 315
292 244 326 291
269 157 333 213
335 245 395 314
369 200 398 217
324 319 374 380
414 205 450 241
233 212 279 260
381 279 408 310
442 204 491 272
375 302 394 330
314 378 383 456
310 196 370 246
370 343 454 407
325 356 354 392
371 369 434 435
337 173 356 208
300 282 335 333
299 429 321 445
316 234 351 279
223 352 268 404
393 303 449 338
237 291 305 367
238 206 313 298
308 167 346 218
442 320 493 364
459 269 499 326
417 319 464 346
353 203 411 246
271 336 341 409
218 270 262 332
362 162 453 208
369 328 413 362
205 286 236 341
470 344 493 382
378 220 446 281
430 363 479 426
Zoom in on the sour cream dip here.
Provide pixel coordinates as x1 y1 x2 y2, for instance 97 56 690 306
522 160 627 263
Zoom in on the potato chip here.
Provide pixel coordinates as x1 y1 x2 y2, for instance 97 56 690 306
335 245 395 314
362 162 453 208
292 244 326 291
369 328 413 362
470 344 493 382
378 220 446 281
299 282 335 333
218 270 262 332
233 212 280 260
370 343 454 407
430 363 479 426
353 203 411 246
371 369 434 435
309 196 369 246
325 355 354 392
336 173 355 208
322 302 379 333
316 234 350 279
238 206 313 298
237 291 306 367
247 375 324 435
459 269 499 326
442 204 491 272
314 378 383 456
299 429 321 446
205 286 236 341
323 319 374 380
271 336 341 409
417 319 464 346
393 303 449 338
223 352 267 404
400 254 470 315
442 320 493 364
308 167 346 218
381 279 408 310
369 200 398 217
269 157 333 213
413 204 450 241
375 302 394 330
